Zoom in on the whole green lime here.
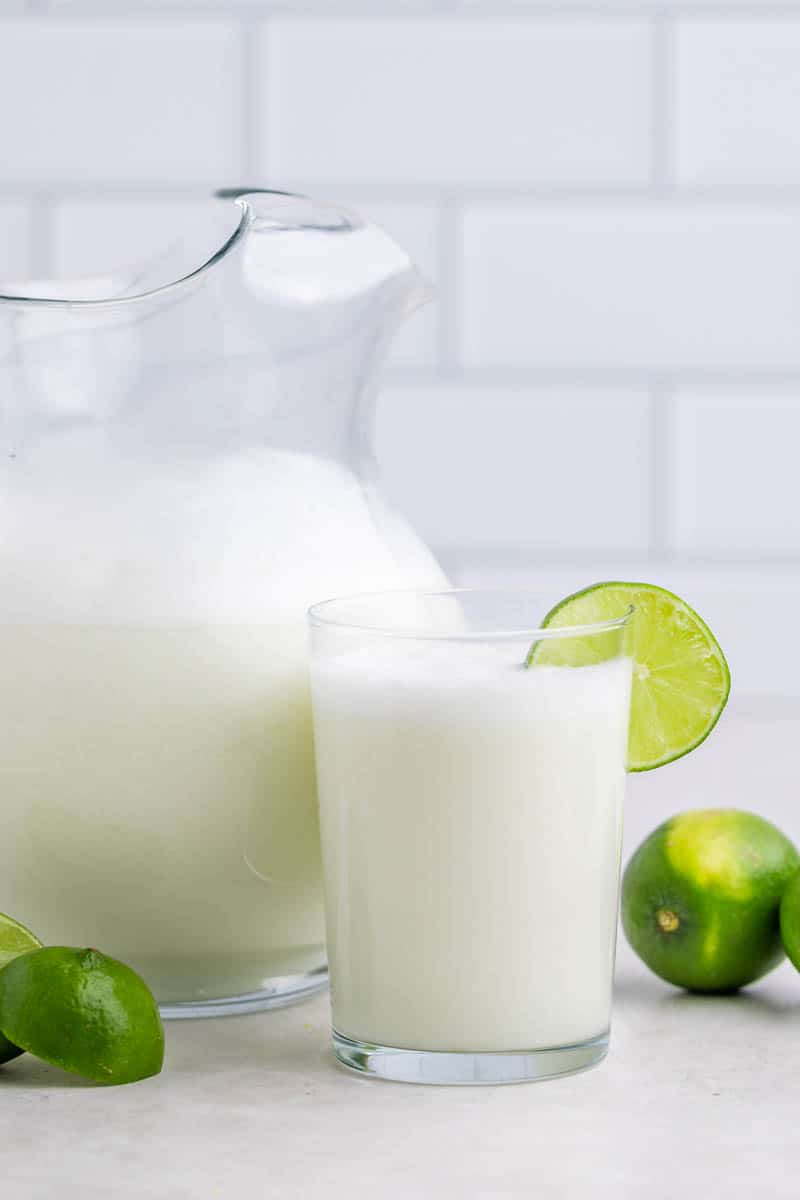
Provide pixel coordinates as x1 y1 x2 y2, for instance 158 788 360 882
622 809 799 992
0 946 164 1084
780 869 800 973
0 913 42 1065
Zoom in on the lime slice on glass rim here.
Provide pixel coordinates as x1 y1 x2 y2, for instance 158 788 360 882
0 913 42 1065
526 581 730 772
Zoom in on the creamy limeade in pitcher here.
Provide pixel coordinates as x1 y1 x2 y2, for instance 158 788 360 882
1 624 322 1004
0 193 443 1013
312 638 632 1053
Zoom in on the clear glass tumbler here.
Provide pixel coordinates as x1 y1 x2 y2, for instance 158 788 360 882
309 589 633 1085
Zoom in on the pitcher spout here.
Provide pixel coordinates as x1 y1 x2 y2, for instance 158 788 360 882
231 189 432 356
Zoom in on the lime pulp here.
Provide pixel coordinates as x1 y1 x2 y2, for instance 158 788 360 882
0 913 42 1065
527 581 730 771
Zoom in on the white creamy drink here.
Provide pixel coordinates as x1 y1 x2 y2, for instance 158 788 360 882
312 641 632 1053
0 624 324 1003
0 192 448 1014
1 444 444 1005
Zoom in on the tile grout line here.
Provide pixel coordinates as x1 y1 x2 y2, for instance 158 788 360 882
0 184 248 202
437 194 462 369
28 193 53 277
142 181 800 205
19 3 800 19
649 9 676 195
451 2 800 16
9 183 800 206
439 543 800 571
239 13 261 186
648 376 674 559
385 365 800 389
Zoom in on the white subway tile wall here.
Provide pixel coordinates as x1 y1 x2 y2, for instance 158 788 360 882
1 3 799 699
462 206 800 370
676 21 800 186
260 20 652 186
50 200 216 277
376 385 652 553
0 19 242 185
669 388 800 556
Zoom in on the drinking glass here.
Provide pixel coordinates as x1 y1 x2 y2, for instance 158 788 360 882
309 589 633 1084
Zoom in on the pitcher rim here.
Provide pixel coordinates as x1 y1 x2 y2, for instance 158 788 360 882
0 189 354 310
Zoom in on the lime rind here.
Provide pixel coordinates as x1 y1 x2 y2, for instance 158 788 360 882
623 809 798 991
780 871 800 973
527 581 730 772
0 946 164 1085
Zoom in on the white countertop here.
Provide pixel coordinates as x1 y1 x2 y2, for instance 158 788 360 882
4 706 799 1199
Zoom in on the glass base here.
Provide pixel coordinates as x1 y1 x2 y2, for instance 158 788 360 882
333 1028 609 1085
160 967 328 1019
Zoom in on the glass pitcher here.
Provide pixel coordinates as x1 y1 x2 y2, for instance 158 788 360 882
0 190 445 1016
